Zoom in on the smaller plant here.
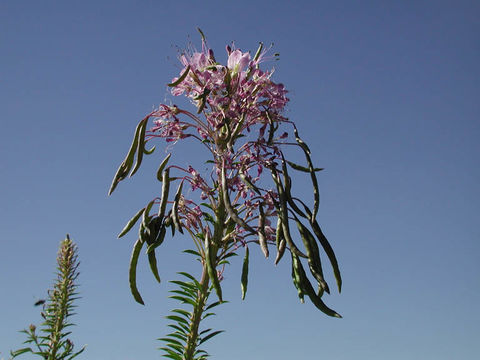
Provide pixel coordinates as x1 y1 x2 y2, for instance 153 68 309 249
10 235 85 360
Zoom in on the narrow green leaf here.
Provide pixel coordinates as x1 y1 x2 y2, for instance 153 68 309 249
198 330 225 345
169 295 196 306
11 348 33 357
167 323 189 334
183 249 201 257
158 337 183 346
159 348 182 360
165 332 187 342
205 300 222 311
171 308 191 318
165 315 189 325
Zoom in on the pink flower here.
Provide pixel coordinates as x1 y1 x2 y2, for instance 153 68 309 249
227 50 251 74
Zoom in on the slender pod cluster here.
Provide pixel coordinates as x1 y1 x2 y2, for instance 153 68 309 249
110 30 342 359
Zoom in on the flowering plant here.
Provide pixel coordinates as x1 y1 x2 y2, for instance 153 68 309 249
110 30 342 359
10 235 85 360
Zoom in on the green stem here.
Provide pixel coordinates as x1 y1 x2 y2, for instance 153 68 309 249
183 265 210 360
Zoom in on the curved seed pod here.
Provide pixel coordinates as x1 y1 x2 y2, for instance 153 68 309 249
294 131 320 221
291 253 304 303
271 170 307 258
221 166 255 234
143 144 155 155
293 125 311 155
293 214 329 294
167 65 191 87
139 222 150 245
145 216 163 246
118 207 145 238
293 251 341 318
204 233 222 302
172 180 184 234
141 199 157 245
130 117 149 177
109 117 145 195
310 220 342 293
291 125 320 220
163 209 175 237
156 153 172 182
240 246 249 300
239 170 261 195
275 217 283 248
287 161 323 173
257 203 269 258
129 239 145 305
148 250 161 283
274 216 286 265
146 225 166 254
196 88 211 114
158 169 170 220
280 154 307 219
230 113 246 142
274 238 286 265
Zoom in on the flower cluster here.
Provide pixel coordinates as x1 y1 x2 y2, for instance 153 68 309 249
110 33 341 319
146 38 291 245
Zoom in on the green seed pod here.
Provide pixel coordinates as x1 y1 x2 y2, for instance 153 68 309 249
271 170 307 258
118 207 146 238
310 219 342 293
294 251 341 318
158 168 170 220
293 214 329 294
286 161 323 173
130 117 149 177
109 117 146 195
156 153 171 181
204 233 222 302
257 204 269 258
241 247 249 300
148 250 161 283
129 239 145 305
167 65 191 87
221 166 255 234
172 180 184 234
239 170 261 195
291 253 304 303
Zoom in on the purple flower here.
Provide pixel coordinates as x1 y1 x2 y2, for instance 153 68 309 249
227 49 250 74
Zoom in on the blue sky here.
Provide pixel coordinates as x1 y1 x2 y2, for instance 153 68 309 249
1 1 479 359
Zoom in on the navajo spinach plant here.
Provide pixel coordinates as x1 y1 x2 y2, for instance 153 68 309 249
109 30 342 360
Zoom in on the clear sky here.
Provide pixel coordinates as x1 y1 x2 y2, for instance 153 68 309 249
1 1 479 359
